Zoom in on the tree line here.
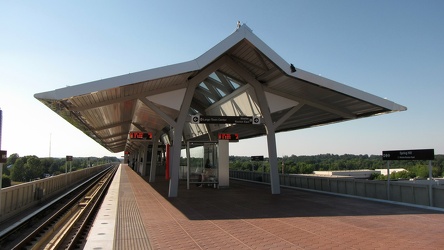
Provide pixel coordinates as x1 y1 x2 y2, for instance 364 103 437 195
1 153 120 188
229 154 444 179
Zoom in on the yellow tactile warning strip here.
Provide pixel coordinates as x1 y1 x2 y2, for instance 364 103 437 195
107 165 444 249
114 166 152 250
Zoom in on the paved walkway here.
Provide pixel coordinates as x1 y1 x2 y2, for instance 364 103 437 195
93 165 444 249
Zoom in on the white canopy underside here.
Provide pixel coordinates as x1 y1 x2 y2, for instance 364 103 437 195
35 25 406 153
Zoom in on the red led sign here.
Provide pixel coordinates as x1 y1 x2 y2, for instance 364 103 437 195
129 131 153 140
218 133 239 142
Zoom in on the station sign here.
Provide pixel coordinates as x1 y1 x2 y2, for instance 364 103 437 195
0 150 7 163
382 149 434 161
251 155 264 161
218 133 239 142
129 131 153 140
191 115 261 125
66 155 73 161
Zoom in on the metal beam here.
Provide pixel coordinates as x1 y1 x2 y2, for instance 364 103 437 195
273 104 304 131
70 83 188 112
138 98 177 127
225 55 281 194
263 86 356 119
168 57 227 197
94 120 132 131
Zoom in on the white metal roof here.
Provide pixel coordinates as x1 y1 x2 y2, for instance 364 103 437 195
35 24 406 153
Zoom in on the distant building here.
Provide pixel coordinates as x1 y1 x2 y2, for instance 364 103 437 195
375 168 407 176
313 170 376 179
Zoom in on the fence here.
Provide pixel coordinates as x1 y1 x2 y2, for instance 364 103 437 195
230 170 444 209
0 164 111 223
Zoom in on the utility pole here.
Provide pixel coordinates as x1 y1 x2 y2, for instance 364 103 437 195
49 133 52 158
0 109 4 216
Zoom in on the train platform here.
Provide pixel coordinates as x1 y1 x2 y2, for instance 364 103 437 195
85 164 444 249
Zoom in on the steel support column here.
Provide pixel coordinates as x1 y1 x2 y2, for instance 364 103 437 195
225 56 281 194
168 59 227 197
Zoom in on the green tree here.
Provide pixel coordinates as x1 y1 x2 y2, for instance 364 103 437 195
11 157 26 182
2 174 11 187
369 172 381 180
10 155 44 182
395 170 412 179
411 164 429 178
26 156 43 180
4 153 20 176
6 153 20 166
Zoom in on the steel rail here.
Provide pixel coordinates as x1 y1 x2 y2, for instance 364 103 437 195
7 165 117 249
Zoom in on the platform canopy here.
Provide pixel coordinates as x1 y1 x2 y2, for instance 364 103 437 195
35 25 406 154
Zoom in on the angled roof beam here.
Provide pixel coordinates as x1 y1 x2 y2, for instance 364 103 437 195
272 104 305 130
138 98 177 127
107 139 127 145
108 145 125 151
70 83 187 112
131 122 147 132
100 132 128 141
231 55 268 72
223 54 281 194
263 86 356 119
107 142 127 149
257 68 280 82
207 81 252 110
253 47 270 71
195 86 215 100
189 99 207 114
94 120 132 131
215 72 236 91
194 87 220 106
202 79 224 98
204 77 233 96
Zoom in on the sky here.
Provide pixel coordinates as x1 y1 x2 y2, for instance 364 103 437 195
1 1 443 158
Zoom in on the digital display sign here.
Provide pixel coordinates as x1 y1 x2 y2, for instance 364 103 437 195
192 115 260 125
66 155 73 161
251 155 264 161
382 149 434 161
218 133 239 142
129 131 153 140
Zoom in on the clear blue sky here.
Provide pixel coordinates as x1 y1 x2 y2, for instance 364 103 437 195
1 1 443 158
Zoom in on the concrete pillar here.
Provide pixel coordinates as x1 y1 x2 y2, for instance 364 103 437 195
141 144 148 176
218 139 230 188
149 134 160 182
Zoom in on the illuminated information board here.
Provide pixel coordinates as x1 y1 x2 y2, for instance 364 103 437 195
192 115 260 125
129 131 153 140
218 133 239 142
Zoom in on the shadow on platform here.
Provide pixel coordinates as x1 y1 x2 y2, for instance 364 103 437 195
141 175 442 221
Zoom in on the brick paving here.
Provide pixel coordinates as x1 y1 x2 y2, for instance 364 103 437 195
116 165 444 249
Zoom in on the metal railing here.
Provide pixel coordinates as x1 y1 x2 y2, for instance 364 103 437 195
230 170 444 209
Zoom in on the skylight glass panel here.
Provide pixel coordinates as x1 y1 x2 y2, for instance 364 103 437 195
209 72 221 82
216 88 226 97
207 96 215 104
227 77 241 89
199 82 209 90
189 107 199 114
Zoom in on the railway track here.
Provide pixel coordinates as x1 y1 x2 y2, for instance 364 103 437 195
0 165 118 249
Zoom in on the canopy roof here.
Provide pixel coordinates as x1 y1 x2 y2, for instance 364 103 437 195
35 25 406 153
